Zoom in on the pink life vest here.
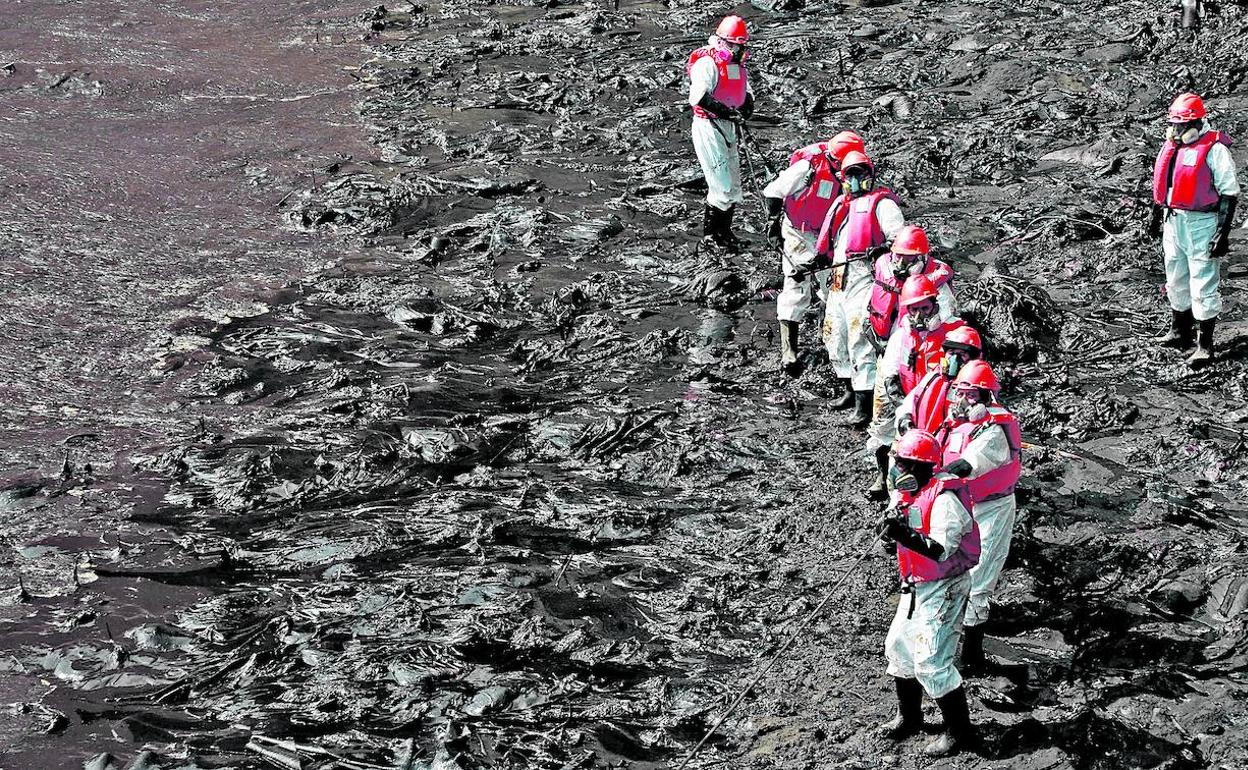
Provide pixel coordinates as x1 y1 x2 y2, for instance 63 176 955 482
1152 131 1231 212
868 257 954 340
908 368 954 436
896 481 981 584
815 188 902 257
686 46 748 120
783 143 840 233
898 319 965 395
940 405 1023 504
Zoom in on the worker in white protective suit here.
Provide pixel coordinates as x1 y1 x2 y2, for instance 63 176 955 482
686 15 754 252
815 151 905 425
877 429 979 757
934 360 1021 672
762 131 866 375
863 227 959 497
1148 92 1240 368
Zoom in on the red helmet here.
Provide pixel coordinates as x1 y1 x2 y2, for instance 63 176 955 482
839 150 873 172
899 275 938 308
1168 92 1206 123
894 429 942 465
828 131 865 166
954 360 1001 392
942 324 982 353
715 15 749 44
891 225 930 256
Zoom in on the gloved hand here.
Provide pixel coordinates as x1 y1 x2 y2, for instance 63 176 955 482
878 514 908 544
879 514 945 559
767 215 783 246
938 458 973 478
897 415 914 436
740 92 755 120
863 323 883 354
1147 204 1163 241
1213 230 1231 257
885 375 904 402
697 94 740 121
1213 196 1238 257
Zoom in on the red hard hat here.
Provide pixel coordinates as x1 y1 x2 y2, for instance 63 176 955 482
891 225 930 256
942 324 982 352
954 360 1001 392
1168 92 1206 123
894 429 942 465
715 15 749 44
839 150 873 173
899 275 938 308
828 130 865 166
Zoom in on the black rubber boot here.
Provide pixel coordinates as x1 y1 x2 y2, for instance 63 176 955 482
830 378 855 410
719 204 744 253
779 320 800 375
841 390 872 429
961 625 987 674
924 686 976 757
878 676 924 741
1158 308 1195 349
1187 317 1216 369
698 202 718 242
867 445 891 501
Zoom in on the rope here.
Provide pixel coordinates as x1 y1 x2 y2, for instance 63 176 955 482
674 535 880 770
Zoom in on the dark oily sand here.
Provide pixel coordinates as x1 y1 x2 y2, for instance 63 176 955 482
4 0 1248 769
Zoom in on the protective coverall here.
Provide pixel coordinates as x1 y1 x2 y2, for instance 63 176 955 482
867 290 958 454
822 198 904 391
945 423 1015 627
763 160 831 323
688 45 748 213
885 491 975 698
1161 127 1240 321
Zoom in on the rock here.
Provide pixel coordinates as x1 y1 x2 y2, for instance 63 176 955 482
1083 43 1135 63
463 685 512 716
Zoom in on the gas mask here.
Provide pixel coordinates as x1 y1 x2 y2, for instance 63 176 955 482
1167 120 1202 145
950 388 989 422
728 43 747 63
891 458 933 494
940 350 968 379
908 302 940 333
842 169 874 196
891 253 925 278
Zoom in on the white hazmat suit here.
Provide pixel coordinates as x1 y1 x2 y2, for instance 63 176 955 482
763 160 831 323
885 490 974 699
950 422 1016 628
1163 127 1240 321
822 197 904 391
688 46 747 212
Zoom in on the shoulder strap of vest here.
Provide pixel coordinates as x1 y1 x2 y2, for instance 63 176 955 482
929 260 954 286
973 407 1021 451
877 188 902 207
686 46 722 73
1158 139 1180 205
932 480 972 519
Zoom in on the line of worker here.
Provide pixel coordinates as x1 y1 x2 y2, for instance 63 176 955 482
685 14 1240 760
